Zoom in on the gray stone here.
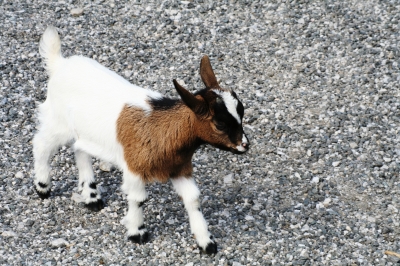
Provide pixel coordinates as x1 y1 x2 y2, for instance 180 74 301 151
2 231 18 238
51 238 69 248
224 173 233 185
70 8 84 17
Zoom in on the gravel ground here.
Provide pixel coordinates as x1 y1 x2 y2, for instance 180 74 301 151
1 0 400 265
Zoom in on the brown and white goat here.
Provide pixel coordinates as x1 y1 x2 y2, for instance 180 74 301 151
33 26 249 254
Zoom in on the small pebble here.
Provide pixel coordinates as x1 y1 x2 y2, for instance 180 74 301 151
224 173 233 185
51 238 69 248
15 172 24 178
2 231 18 238
99 161 113 172
70 8 84 17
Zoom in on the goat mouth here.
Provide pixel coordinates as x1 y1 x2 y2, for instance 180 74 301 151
230 148 248 155
213 144 248 154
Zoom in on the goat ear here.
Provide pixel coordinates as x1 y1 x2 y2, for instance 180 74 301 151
200 55 219 89
173 79 207 115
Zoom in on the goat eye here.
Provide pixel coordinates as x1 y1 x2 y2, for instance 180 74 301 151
216 123 226 131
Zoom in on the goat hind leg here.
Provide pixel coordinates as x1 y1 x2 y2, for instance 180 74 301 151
33 128 69 199
75 149 104 211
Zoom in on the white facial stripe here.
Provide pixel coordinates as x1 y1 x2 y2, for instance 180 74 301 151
242 134 248 144
213 90 241 124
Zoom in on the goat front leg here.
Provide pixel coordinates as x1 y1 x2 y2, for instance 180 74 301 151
172 177 217 254
121 171 149 244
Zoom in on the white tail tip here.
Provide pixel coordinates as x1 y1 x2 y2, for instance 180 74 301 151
39 26 62 76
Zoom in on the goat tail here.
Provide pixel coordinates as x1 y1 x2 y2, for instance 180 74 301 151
39 26 62 76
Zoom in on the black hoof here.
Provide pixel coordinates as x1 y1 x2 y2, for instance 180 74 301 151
85 199 104 211
200 241 218 254
128 231 149 244
35 187 51 199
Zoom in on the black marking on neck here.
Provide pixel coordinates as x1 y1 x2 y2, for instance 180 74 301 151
149 97 180 111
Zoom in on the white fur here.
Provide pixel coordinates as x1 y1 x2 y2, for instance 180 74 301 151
44 55 160 165
121 170 148 203
34 27 162 184
213 90 241 124
35 27 155 237
171 177 214 249
39 26 61 76
121 171 147 236
121 202 145 236
33 109 72 193
75 150 101 204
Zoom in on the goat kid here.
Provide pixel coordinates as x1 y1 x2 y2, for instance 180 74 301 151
33 26 249 254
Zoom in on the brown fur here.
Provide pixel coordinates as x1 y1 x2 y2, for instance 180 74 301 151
117 103 200 183
200 56 220 89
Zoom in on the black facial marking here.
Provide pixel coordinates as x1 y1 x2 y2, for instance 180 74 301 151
231 91 238 98
213 97 242 143
89 182 97 189
236 101 244 119
90 192 97 198
228 91 244 119
38 182 47 188
81 182 85 187
138 224 146 230
149 97 180 111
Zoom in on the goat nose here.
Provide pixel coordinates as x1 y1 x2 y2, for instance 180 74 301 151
242 142 249 148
